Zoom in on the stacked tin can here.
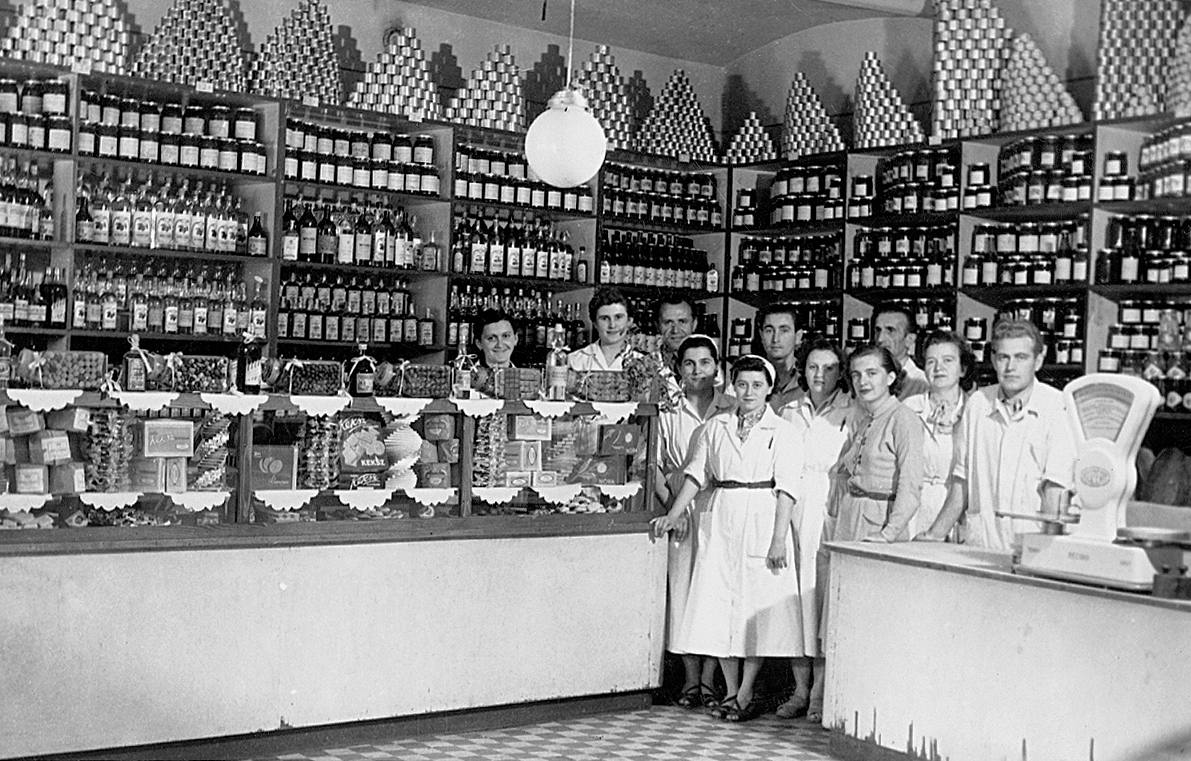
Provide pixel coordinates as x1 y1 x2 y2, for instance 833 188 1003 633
133 0 251 92
445 45 525 133
253 0 340 106
930 0 1008 140
570 45 633 152
724 112 776 165
1 0 131 73
781 72 845 160
854 51 923 150
1094 0 1183 121
347 27 442 121
636 69 719 164
1000 33 1083 133
1166 18 1191 119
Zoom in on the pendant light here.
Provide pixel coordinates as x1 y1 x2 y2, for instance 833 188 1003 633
524 0 608 188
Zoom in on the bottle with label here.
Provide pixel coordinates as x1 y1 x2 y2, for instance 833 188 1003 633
122 334 148 392
545 323 569 401
418 307 435 346
75 193 94 243
347 342 376 396
248 275 268 339
281 199 299 261
236 333 263 394
42 267 67 329
247 213 268 256
298 201 319 261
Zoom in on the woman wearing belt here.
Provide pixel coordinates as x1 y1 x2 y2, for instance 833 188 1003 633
655 335 735 709
829 344 925 543
775 337 852 722
652 355 803 723
902 331 974 537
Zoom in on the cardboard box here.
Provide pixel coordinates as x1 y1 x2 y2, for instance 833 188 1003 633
505 471 532 488
0 436 15 465
50 463 86 494
29 430 72 466
46 407 91 433
249 446 298 490
130 457 188 493
417 462 451 488
565 456 627 485
418 440 439 463
509 415 551 441
0 407 9 435
137 420 195 458
504 441 542 471
7 407 44 436
600 424 642 455
422 414 455 441
438 438 460 464
15 464 48 494
531 470 560 487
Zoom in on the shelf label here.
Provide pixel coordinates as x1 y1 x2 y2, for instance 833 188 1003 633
195 81 215 93
302 94 320 108
71 59 93 76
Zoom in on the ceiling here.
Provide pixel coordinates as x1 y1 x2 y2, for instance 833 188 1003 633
401 0 929 66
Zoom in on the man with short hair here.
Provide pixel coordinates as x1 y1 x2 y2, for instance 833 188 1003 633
758 303 802 410
655 296 696 370
873 304 930 400
915 320 1075 551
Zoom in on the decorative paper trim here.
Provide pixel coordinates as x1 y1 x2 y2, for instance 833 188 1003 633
333 488 396 511
590 401 639 423
531 484 584 505
472 487 521 503
451 398 504 418
376 397 433 418
6 389 82 412
598 482 643 500
201 393 268 416
403 488 456 507
79 492 142 511
524 400 574 418
111 391 179 412
170 491 230 512
254 489 319 512
289 395 352 418
0 494 51 513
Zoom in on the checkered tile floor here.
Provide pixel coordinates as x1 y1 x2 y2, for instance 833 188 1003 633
248 706 836 761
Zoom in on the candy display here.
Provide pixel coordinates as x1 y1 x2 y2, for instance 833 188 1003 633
471 414 507 488
0 0 131 73
570 45 634 152
85 408 132 493
635 69 719 164
930 0 1009 140
253 0 340 106
781 72 845 160
570 369 631 402
1094 0 1183 121
299 414 339 490
724 112 777 165
16 350 107 390
853 52 923 150
445 45 525 133
384 363 452 398
1000 33 1084 133
347 26 442 121
132 0 252 92
283 360 342 396
191 411 230 490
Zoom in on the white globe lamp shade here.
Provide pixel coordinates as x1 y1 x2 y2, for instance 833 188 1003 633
525 88 607 188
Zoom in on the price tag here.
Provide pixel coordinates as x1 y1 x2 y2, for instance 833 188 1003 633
678 152 692 164
71 58 93 76
195 81 215 93
302 94 320 108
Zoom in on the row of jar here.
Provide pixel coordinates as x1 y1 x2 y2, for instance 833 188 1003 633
285 119 435 165
972 219 1089 257
454 172 595 213
83 94 260 143
997 133 1095 179
854 225 957 260
0 78 69 116
285 151 440 195
847 257 955 290
601 188 723 229
1095 247 1191 285
80 125 268 176
601 163 719 201
453 144 528 179
877 147 960 189
962 251 1089 287
1099 350 1191 409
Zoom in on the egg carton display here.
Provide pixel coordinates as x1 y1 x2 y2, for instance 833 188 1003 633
132 0 252 92
0 0 132 73
724 111 777 165
252 0 340 106
1167 16 1191 120
445 45 525 133
929 0 1009 140
781 72 845 160
854 52 923 150
570 44 634 152
1000 33 1084 133
635 69 720 164
1094 0 1183 121
347 26 443 122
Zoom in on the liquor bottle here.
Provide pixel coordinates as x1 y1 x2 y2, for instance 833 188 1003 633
353 204 374 265
0 316 11 389
545 324 569 400
577 247 589 284
249 276 268 339
247 213 268 257
42 267 67 329
236 333 263 394
75 192 94 243
469 213 488 274
421 230 440 272
418 308 435 347
280 199 299 261
298 201 319 261
122 334 147 392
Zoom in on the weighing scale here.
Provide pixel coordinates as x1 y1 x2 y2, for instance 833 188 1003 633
1016 374 1185 591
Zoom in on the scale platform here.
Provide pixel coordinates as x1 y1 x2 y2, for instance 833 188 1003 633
1018 533 1185 591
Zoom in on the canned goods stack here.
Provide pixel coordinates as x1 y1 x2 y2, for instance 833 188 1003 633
929 0 1008 140
1165 18 1191 119
999 33 1083 133
347 27 441 122
781 72 845 160
854 51 923 150
1094 0 1183 121
252 0 340 106
445 45 524 133
636 69 719 164
0 0 131 73
570 45 633 152
132 0 251 92
724 112 776 165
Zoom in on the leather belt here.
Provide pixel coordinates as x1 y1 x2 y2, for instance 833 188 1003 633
847 482 894 501
713 479 775 490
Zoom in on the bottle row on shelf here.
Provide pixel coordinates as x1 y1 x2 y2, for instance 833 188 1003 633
595 229 718 292
1097 300 1191 413
847 224 957 291
453 143 595 214
964 217 1090 287
0 157 53 240
601 161 722 229
1096 213 1191 286
281 195 437 270
445 283 586 356
449 206 584 282
0 256 66 329
731 232 840 294
283 116 441 195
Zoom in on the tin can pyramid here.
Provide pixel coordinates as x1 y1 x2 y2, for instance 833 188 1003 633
445 45 525 133
570 44 633 152
253 0 341 105
725 111 777 164
930 0 1010 139
1000 33 1083 133
348 26 442 121
854 52 923 149
133 0 251 91
636 69 719 163
1095 0 1183 121
1165 16 1191 119
0 0 132 74
782 72 845 159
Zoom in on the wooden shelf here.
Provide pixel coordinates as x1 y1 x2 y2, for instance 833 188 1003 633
79 154 271 184
72 329 241 343
282 259 445 279
601 217 723 236
285 177 445 205
962 283 1088 307
847 286 956 302
450 197 595 221
850 210 960 228
731 289 841 308
732 220 844 237
1092 283 1191 299
75 243 264 264
969 201 1094 222
449 272 586 292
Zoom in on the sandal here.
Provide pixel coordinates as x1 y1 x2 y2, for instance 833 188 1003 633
806 696 824 724
722 696 765 723
775 692 809 719
708 693 737 719
676 684 702 708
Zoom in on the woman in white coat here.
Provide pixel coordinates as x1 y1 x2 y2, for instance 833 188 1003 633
652 355 804 723
776 337 852 722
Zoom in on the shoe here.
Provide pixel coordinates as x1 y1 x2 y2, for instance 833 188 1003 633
775 693 809 719
708 693 737 719
806 696 823 724
676 685 702 708
722 696 765 723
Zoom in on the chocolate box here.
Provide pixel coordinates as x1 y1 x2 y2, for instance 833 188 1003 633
417 462 452 488
509 415 551 441
422 414 455 441
438 438 460 464
29 430 73 466
565 456 627 485
531 470 560 487
249 446 298 490
136 420 195 458
599 424 643 455
49 463 87 494
504 441 542 471
15 464 48 494
130 457 188 493
7 407 44 436
46 407 91 433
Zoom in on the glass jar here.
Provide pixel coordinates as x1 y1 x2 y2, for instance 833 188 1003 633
42 80 68 115
117 125 139 159
207 105 231 139
234 108 256 141
161 103 184 134
159 132 180 165
183 105 207 136
198 136 219 169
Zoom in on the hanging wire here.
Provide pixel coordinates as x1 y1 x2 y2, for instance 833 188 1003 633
566 0 576 89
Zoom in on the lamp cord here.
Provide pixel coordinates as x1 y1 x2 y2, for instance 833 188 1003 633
566 0 575 89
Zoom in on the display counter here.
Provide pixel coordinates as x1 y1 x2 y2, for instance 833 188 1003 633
822 527 1191 761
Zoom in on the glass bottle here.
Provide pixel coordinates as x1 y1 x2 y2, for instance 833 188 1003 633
346 342 375 396
247 212 268 257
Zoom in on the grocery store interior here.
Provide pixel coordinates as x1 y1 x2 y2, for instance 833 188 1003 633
3 0 1191 759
